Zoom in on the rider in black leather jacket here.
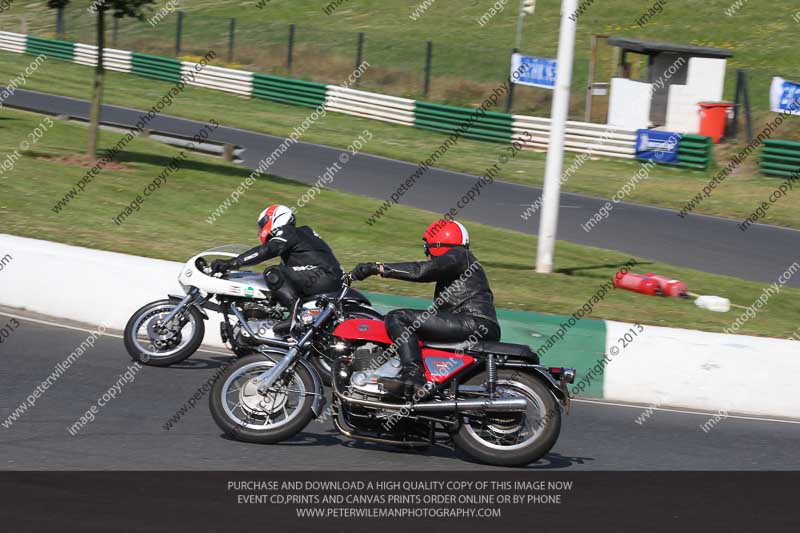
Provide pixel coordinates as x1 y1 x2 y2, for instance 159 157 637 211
352 220 500 396
212 204 343 306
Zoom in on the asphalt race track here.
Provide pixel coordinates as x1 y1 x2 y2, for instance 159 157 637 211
5 89 800 287
1 308 798 471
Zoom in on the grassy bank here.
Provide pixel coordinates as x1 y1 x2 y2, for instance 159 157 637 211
6 0 800 122
0 52 798 230
1 107 797 338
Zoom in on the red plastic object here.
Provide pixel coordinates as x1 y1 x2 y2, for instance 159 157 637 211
643 273 688 298
614 272 661 296
699 102 734 144
614 271 688 298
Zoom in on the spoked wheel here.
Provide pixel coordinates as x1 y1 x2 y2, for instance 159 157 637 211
209 354 316 443
124 299 205 366
452 370 561 467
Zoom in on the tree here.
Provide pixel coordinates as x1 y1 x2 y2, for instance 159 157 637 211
47 0 155 160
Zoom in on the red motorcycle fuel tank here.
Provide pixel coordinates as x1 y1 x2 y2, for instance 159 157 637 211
333 320 476 383
333 319 392 344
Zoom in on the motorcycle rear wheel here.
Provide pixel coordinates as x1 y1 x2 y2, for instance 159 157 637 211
452 370 561 467
209 354 316 444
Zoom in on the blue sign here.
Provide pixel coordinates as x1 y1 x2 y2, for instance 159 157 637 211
510 53 557 89
770 77 800 116
635 129 682 163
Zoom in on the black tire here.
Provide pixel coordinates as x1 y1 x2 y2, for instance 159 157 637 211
123 299 205 367
452 370 561 467
209 354 316 444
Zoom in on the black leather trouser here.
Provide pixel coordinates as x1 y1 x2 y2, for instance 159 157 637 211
384 309 501 371
264 265 342 307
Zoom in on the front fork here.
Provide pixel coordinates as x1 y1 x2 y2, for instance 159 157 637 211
252 302 334 394
161 288 205 330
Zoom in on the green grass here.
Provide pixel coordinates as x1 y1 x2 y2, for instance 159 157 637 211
1 107 798 339
1 50 798 229
8 0 800 122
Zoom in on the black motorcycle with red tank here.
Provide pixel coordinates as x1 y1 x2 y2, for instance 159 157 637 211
209 275 575 466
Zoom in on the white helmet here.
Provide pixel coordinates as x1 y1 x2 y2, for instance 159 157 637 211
257 204 296 243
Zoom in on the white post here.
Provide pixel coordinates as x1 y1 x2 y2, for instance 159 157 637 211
536 0 578 273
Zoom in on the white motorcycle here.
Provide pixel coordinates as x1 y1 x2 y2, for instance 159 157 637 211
123 245 381 381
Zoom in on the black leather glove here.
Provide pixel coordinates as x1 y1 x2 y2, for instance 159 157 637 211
351 262 379 281
211 259 236 274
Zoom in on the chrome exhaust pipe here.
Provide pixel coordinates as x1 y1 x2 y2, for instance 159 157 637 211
332 385 528 413
412 397 528 413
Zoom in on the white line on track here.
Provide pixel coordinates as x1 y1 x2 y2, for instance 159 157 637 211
4 310 800 426
0 310 232 357
572 398 800 425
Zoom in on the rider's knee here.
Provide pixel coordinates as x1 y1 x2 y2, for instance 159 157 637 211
385 309 414 336
264 266 284 289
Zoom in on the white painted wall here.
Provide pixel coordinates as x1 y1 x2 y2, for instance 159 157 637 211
0 233 227 347
2 234 798 418
607 78 653 130
665 57 727 134
604 320 800 418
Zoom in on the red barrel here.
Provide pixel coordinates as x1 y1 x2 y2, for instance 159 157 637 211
699 102 734 144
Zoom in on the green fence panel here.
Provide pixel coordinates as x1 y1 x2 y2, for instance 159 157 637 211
760 140 800 177
25 35 74 62
762 146 800 159
764 139 800 150
414 100 514 144
131 52 183 83
669 134 713 170
251 73 327 108
761 161 800 173
762 152 800 165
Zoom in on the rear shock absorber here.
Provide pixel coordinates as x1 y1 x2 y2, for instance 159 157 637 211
487 353 497 397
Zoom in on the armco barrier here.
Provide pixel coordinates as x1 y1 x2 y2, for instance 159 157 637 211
673 134 713 170
326 86 415 126
760 139 800 178
413 101 514 144
131 51 183 83
25 35 74 61
513 115 637 158
1 234 798 418
252 73 327 108
0 31 636 160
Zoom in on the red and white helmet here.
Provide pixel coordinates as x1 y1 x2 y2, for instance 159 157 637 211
423 219 469 257
257 204 296 243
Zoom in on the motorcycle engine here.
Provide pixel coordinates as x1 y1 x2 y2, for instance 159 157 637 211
347 343 402 397
235 302 282 345
338 343 430 439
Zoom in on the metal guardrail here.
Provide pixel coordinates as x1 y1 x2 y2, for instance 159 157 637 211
761 139 800 178
0 31 638 160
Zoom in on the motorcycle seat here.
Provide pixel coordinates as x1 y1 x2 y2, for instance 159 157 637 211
301 287 370 305
424 340 539 362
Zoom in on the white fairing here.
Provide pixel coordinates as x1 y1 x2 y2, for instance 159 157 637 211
177 244 269 300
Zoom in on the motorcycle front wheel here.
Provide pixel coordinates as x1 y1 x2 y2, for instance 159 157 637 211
124 299 206 366
209 354 316 444
452 370 561 467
